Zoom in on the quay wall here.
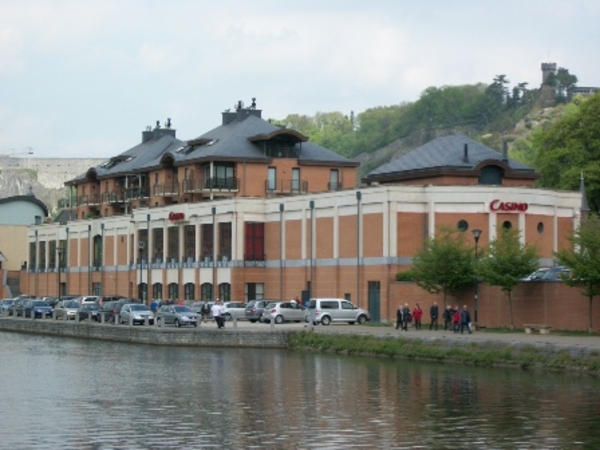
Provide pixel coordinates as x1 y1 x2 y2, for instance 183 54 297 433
0 318 292 348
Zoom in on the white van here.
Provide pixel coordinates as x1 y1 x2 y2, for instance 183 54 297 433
306 298 370 325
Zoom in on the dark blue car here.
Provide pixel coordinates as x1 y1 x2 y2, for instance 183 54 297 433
24 300 54 319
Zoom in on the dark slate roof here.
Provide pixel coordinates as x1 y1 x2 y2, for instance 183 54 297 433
156 114 356 167
366 134 535 179
0 195 48 217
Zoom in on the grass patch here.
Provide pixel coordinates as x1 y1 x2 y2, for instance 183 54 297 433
288 332 600 373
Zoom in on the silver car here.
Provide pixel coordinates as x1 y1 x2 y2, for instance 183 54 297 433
156 305 199 327
261 301 305 324
54 300 80 320
222 302 247 321
119 303 154 325
306 298 370 325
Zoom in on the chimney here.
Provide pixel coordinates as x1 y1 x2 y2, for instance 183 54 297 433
223 98 262 125
502 139 508 162
142 126 153 143
463 143 469 163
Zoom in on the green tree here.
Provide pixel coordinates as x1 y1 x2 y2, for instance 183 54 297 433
555 215 600 333
476 228 540 329
555 67 578 102
534 93 600 212
409 227 474 307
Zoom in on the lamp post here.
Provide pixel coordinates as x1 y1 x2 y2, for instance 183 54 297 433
57 247 63 301
138 241 145 302
472 228 482 327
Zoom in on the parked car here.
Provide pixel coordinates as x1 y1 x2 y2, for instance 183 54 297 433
119 303 154 325
100 299 132 323
156 305 199 327
306 298 371 325
77 303 101 321
24 300 54 318
78 296 101 305
261 301 306 324
541 266 571 281
0 299 15 315
10 298 30 317
245 300 274 323
54 300 81 320
521 268 550 281
222 302 247 321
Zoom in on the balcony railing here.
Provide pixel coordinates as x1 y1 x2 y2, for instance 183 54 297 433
58 197 78 208
124 187 149 202
328 181 342 191
101 190 125 204
265 179 308 195
153 182 180 197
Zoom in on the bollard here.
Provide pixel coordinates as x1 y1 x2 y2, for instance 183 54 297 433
233 316 238 330
115 314 119 325
75 312 80 322
101 313 105 324
30 310 35 320
270 318 275 330
129 315 133 326
144 316 149 326
157 317 161 328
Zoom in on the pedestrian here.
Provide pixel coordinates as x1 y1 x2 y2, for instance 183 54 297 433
395 304 403 330
412 303 423 330
402 303 411 331
429 302 439 331
443 305 453 330
460 304 472 334
201 301 210 323
452 306 461 333
211 300 224 329
150 299 158 314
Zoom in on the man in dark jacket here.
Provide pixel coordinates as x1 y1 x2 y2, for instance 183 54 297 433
460 305 472 334
443 305 453 330
429 302 439 331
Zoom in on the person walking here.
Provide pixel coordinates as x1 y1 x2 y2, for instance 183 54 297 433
460 304 472 334
395 304 403 330
429 302 439 331
452 306 461 333
412 303 423 330
443 305 453 330
401 303 411 331
201 301 210 323
211 300 224 329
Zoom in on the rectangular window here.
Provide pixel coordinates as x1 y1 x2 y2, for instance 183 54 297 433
39 241 46 269
167 226 179 262
152 228 164 263
184 225 195 261
329 169 340 191
244 222 264 261
29 242 37 270
245 283 264 301
49 241 57 268
201 223 214 261
292 168 300 192
267 167 276 191
138 230 148 263
219 222 232 260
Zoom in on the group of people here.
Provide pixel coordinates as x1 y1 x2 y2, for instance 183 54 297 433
210 299 226 329
396 302 472 334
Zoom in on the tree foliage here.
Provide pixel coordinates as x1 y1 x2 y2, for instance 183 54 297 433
476 228 540 329
555 215 600 333
534 93 600 212
409 226 474 306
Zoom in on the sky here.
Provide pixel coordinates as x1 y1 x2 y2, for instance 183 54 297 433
1 0 599 159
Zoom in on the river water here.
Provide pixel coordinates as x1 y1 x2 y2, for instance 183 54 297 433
2 331 600 449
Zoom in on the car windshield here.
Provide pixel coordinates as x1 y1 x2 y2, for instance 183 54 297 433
85 304 99 310
31 301 49 307
129 304 148 311
65 301 80 308
174 306 191 313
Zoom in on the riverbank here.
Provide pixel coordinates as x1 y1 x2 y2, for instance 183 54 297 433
2 317 600 373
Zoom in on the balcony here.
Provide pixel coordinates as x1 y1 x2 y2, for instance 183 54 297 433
101 190 125 204
124 187 149 202
58 197 78 208
243 254 266 268
153 182 180 197
328 181 342 191
265 179 308 195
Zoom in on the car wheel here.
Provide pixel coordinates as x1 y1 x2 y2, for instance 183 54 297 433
321 316 331 326
357 315 367 325
224 313 232 322
250 319 257 323
275 315 284 325
175 319 181 327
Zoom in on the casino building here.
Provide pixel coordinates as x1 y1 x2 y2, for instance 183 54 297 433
23 101 584 322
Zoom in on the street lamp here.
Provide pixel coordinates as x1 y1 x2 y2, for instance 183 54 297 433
138 241 145 302
472 228 482 327
57 247 63 301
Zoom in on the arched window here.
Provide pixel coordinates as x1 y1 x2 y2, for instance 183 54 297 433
219 283 231 301
201 283 213 301
478 166 503 185
153 282 163 300
184 282 196 300
168 282 179 300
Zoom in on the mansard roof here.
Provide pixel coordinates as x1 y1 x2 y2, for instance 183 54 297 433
364 134 538 183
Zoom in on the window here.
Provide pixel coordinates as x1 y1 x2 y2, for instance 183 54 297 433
537 222 544 233
39 241 46 269
219 222 232 260
138 230 148 263
245 283 264 301
457 220 469 231
201 223 214 261
93 235 102 267
184 225 195 261
219 283 231 301
267 167 276 191
152 228 164 263
29 242 37 270
49 241 57 268
168 283 179 300
479 166 503 185
502 221 513 229
167 226 179 262
292 168 300 192
244 222 264 261
329 169 340 191
201 283 213 301
152 283 163 300
184 282 195 300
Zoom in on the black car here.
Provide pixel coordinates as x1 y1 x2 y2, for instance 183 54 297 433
77 303 101 321
99 299 131 323
24 300 54 318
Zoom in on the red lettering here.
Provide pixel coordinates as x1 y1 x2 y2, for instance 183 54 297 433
168 212 185 221
489 200 528 213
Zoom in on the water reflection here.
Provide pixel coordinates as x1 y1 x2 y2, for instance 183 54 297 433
1 332 600 449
